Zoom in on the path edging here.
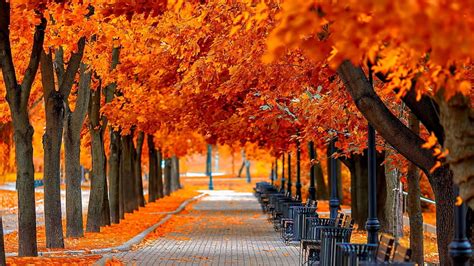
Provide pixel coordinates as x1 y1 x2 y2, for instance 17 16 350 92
5 193 207 259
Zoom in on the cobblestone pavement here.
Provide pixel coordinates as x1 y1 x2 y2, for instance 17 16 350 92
116 190 300 265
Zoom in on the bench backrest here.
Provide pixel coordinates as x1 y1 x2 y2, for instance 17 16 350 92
392 243 412 262
376 234 395 262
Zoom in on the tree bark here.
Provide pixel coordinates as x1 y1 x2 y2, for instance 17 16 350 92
407 113 424 266
0 2 46 255
337 60 454 265
384 150 403 238
105 46 121 223
164 158 172 196
0 217 4 265
314 149 328 200
437 93 474 210
135 131 145 207
171 155 179 192
64 64 90 237
341 151 387 230
121 134 136 213
157 150 164 198
148 135 158 202
108 129 121 223
40 52 65 248
86 84 110 232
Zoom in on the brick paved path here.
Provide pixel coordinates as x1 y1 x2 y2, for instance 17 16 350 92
117 190 299 265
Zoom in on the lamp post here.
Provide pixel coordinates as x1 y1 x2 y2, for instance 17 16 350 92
296 141 302 199
275 158 278 188
206 144 213 190
287 152 292 196
449 187 472 266
280 153 286 192
329 138 340 219
366 124 380 244
308 141 316 201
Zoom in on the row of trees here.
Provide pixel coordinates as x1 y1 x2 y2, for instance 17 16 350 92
0 1 472 265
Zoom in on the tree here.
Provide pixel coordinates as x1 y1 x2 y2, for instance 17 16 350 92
0 1 46 256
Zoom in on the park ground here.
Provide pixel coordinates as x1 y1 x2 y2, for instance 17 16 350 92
0 174 440 265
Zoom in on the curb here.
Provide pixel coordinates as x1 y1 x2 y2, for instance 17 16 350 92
5 193 207 259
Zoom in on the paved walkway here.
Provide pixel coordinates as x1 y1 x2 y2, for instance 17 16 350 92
117 190 299 265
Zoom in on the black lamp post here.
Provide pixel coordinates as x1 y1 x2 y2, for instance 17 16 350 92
280 153 286 192
207 144 214 190
329 138 340 219
296 141 302 199
366 124 381 244
308 141 316 201
287 152 292 196
449 187 472 266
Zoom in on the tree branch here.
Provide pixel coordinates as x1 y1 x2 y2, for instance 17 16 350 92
21 15 47 110
71 63 91 133
337 60 437 173
375 72 444 144
59 37 86 98
40 50 55 99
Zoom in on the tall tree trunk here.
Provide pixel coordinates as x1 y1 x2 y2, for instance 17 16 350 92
41 37 85 246
171 155 179 192
148 135 158 202
121 134 136 213
176 157 181 189
86 84 110 232
384 150 403 236
104 46 121 222
64 64 90 237
238 150 245 178
157 150 164 198
164 158 172 196
341 151 387 229
135 131 145 207
129 133 139 210
41 86 65 248
314 149 328 200
437 93 474 210
0 217 5 265
0 3 46 255
108 129 121 223
407 110 424 265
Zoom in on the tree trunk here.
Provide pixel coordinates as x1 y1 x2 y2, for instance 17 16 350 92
314 149 328 200
341 151 387 229
147 135 158 202
121 134 136 213
437 93 474 210
64 65 90 237
171 156 179 192
406 112 424 265
108 129 121 223
135 131 145 207
86 85 110 232
0 217 5 266
105 46 121 222
157 150 164 198
238 150 245 178
431 166 456 266
164 158 172 196
384 150 403 237
0 3 46 256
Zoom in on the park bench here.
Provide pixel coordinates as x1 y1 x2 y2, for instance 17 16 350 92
280 199 315 243
299 212 347 265
337 235 414 266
